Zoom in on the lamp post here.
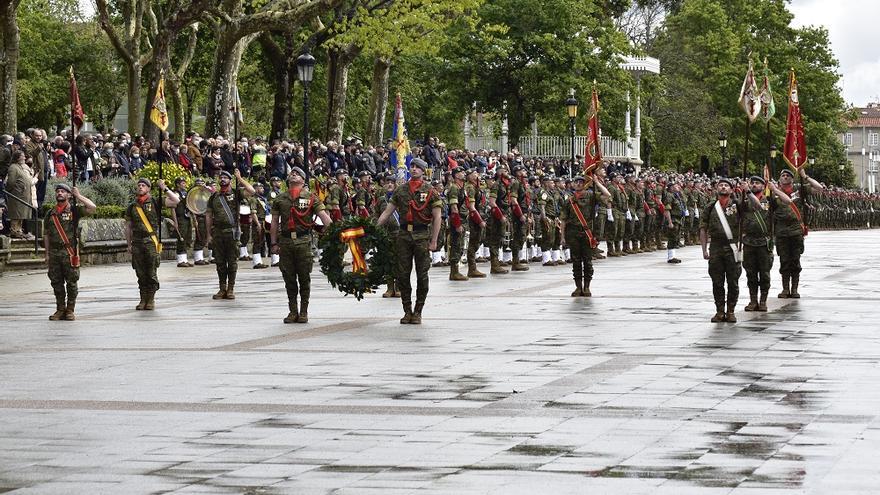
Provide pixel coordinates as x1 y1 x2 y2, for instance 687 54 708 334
719 131 728 176
296 52 316 172
769 144 777 178
566 89 578 178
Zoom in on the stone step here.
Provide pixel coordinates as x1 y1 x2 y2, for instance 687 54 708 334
5 258 47 271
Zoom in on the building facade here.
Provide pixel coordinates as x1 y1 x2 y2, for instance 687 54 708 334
842 104 880 192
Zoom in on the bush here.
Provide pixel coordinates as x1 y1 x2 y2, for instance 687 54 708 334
94 205 126 218
90 178 133 208
133 161 194 192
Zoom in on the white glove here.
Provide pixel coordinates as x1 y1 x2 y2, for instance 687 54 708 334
634 214 639 222
625 210 632 221
606 208 613 221
694 209 700 219
684 209 690 217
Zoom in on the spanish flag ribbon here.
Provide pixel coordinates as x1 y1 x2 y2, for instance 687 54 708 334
340 227 368 274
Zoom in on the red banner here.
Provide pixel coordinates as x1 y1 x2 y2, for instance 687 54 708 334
69 67 85 131
782 70 807 172
583 86 602 175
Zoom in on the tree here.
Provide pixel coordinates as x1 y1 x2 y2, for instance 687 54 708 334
95 0 148 134
0 0 21 133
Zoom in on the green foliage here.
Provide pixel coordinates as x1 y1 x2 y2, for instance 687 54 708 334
16 0 125 132
93 205 127 218
318 216 393 301
133 161 194 192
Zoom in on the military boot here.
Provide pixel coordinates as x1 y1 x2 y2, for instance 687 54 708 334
49 296 66 320
789 275 801 299
570 279 583 297
297 299 309 323
582 277 592 297
223 284 236 300
411 302 424 325
490 252 509 274
382 281 395 298
283 299 299 323
726 303 737 323
143 292 156 310
757 289 768 312
400 302 414 324
778 275 790 298
212 284 227 300
744 286 759 311
135 290 147 310
618 241 628 256
62 301 76 321
467 261 486 278
710 305 726 322
449 263 469 281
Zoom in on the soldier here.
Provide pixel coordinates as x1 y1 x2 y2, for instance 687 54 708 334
487 167 512 274
699 178 744 322
44 184 96 320
430 179 448 267
663 178 686 263
327 169 353 221
355 170 375 218
205 169 255 300
172 177 194 267
464 168 487 277
608 172 628 256
775 168 824 298
236 183 259 262
446 166 470 280
375 173 401 297
643 176 661 252
270 167 333 323
124 178 180 310
267 176 284 266
251 182 271 269
377 158 443 324
538 175 561 266
560 175 611 296
742 175 791 311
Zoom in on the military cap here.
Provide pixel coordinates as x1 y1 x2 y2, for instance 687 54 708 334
335 168 348 176
452 166 466 176
270 175 283 182
289 166 306 179
716 177 734 187
195 177 206 185
54 183 72 193
749 175 766 184
357 170 370 178
137 178 152 188
175 176 187 184
410 158 428 171
780 169 794 178
573 175 586 182
219 171 233 179
431 179 442 186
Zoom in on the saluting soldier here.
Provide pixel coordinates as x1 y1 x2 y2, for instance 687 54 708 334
270 167 333 323
205 169 255 300
377 158 443 325
699 178 744 322
463 168 487 277
775 168 824 298
742 175 791 312
44 184 96 320
560 175 611 296
124 178 180 310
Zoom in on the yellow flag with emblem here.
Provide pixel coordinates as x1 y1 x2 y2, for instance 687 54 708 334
150 75 169 131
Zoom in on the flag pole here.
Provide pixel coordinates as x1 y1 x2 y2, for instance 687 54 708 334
69 66 80 260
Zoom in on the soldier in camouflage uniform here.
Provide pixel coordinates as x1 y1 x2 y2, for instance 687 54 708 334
375 172 401 297
446 166 470 280
270 167 333 323
625 174 642 253
643 177 661 251
192 178 210 265
355 170 376 219
377 158 443 324
560 175 611 296
742 175 791 312
774 168 824 298
700 178 743 322
607 172 628 256
173 177 194 267
487 167 512 274
327 169 354 221
124 178 180 310
508 165 531 271
44 184 96 321
206 169 255 300
236 184 260 262
464 168 487 277
537 175 561 265
663 179 687 263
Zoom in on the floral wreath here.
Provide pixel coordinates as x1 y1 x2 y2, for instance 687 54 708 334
318 216 394 300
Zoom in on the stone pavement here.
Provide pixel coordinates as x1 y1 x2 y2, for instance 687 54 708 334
1 230 879 494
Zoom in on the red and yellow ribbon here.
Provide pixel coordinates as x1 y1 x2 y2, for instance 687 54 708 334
340 227 368 274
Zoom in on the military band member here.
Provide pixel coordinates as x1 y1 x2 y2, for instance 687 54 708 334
270 167 333 323
268 176 284 266
44 184 96 321
252 182 271 269
560 175 611 297
205 169 255 300
173 177 194 267
125 178 180 310
377 158 443 325
700 178 743 322
192 177 210 265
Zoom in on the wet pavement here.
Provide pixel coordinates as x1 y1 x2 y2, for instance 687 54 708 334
1 229 879 494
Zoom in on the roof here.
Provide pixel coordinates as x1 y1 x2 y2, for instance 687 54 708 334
848 105 880 127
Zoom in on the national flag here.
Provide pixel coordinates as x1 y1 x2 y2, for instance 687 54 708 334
150 75 169 132
583 85 602 175
389 93 412 180
739 57 762 123
782 70 807 171
232 84 244 124
69 67 85 131
759 57 775 123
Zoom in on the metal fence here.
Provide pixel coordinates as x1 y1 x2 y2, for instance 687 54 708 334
465 135 635 160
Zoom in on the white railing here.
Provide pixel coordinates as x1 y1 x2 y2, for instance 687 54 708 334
466 134 638 161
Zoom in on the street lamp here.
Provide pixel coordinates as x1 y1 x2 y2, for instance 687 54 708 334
565 89 578 177
769 144 777 177
719 131 728 176
296 52 316 171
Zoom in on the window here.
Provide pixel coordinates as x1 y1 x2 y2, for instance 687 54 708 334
871 133 879 146
845 133 853 146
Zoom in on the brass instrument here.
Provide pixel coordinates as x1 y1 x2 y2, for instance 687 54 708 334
186 185 213 215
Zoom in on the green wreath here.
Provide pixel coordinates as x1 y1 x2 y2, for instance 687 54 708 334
318 216 393 300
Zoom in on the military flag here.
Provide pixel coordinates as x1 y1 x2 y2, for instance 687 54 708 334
739 57 762 123
150 74 169 132
759 57 775 123
390 93 412 180
782 70 807 172
69 67 85 131
583 84 602 176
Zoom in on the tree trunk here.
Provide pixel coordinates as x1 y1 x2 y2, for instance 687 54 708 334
184 84 196 134
142 35 173 143
168 74 185 140
324 45 360 143
205 32 253 138
125 63 142 135
365 57 391 147
0 0 20 134
270 66 291 142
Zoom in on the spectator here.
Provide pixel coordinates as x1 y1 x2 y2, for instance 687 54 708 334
5 150 37 239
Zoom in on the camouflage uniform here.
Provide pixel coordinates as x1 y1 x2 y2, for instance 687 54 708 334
207 187 245 297
44 201 88 319
700 194 743 321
